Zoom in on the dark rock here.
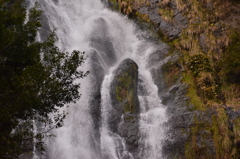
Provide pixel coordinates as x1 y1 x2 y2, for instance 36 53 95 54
174 12 188 25
199 33 207 53
136 0 188 41
18 153 33 159
147 7 162 24
88 18 116 148
110 58 140 116
147 46 169 67
162 80 220 158
138 75 150 96
149 0 159 3
88 50 105 134
109 58 140 154
159 21 182 40
150 67 165 94
225 107 240 131
87 17 117 155
90 17 117 67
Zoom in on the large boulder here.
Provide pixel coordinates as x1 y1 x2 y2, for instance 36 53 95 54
109 58 140 154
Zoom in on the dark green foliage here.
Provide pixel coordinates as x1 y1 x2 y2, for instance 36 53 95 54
188 54 212 77
222 31 240 84
0 0 88 158
233 0 240 4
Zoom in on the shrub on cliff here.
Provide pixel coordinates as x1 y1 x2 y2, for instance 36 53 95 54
188 54 212 77
222 30 240 84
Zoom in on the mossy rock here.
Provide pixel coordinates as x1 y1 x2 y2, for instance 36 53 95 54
109 58 140 154
110 58 139 114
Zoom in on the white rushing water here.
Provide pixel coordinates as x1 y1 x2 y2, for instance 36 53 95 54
30 0 168 158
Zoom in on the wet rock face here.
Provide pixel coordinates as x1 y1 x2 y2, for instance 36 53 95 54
90 17 117 67
138 0 187 40
88 17 117 155
88 50 105 133
18 153 33 159
110 59 139 115
109 58 140 154
106 0 187 41
88 17 117 129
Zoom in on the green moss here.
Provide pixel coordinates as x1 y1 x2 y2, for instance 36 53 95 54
115 66 137 113
116 75 130 101
182 70 204 110
157 28 170 42
212 114 223 158
116 86 123 101
185 141 195 159
184 122 213 158
185 126 198 159
209 108 235 158
124 101 133 113
193 107 240 158
125 115 134 121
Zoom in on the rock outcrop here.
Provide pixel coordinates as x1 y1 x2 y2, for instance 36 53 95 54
109 58 140 154
106 0 187 41
138 0 187 40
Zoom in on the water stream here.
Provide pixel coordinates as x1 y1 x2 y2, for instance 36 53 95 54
31 0 168 158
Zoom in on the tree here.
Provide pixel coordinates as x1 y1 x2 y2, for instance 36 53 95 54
0 0 88 158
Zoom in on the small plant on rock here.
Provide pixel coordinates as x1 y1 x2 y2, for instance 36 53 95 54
188 53 212 77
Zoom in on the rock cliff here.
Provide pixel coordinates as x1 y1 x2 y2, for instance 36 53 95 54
106 0 240 158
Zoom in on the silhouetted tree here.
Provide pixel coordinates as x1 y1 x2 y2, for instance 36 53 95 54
0 0 88 158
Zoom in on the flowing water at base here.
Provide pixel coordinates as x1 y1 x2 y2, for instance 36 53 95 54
30 0 169 158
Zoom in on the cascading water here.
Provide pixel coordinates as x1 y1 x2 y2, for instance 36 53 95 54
31 0 169 158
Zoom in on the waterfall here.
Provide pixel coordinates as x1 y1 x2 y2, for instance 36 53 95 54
32 0 169 158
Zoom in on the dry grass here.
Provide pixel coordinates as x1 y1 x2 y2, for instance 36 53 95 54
158 8 174 22
224 84 240 107
225 2 240 27
172 0 240 109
